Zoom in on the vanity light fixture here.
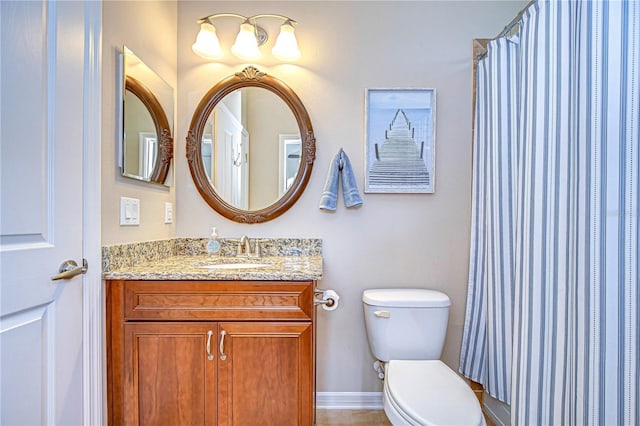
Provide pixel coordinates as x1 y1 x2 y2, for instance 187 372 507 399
271 20 301 61
192 13 301 62
231 20 262 61
192 22 223 60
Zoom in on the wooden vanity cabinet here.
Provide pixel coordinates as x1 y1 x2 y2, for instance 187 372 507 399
122 322 218 426
107 280 316 426
217 322 313 425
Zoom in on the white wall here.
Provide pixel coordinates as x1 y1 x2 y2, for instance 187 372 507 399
176 1 526 392
101 1 177 245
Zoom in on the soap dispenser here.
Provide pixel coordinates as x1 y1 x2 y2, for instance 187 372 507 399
206 227 221 255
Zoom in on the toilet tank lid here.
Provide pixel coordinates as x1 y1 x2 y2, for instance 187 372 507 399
362 289 451 307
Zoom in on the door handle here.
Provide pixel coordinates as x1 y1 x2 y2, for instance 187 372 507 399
51 259 88 281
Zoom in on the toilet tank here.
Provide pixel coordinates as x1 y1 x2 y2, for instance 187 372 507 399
362 289 450 361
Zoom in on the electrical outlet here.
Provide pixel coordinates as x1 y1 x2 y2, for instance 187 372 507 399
164 202 173 224
120 197 140 226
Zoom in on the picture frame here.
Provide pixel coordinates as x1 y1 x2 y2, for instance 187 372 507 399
364 88 436 193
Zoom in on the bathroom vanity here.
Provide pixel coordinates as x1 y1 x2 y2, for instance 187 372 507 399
103 239 323 426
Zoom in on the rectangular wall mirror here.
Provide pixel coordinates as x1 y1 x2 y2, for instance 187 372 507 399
121 46 174 186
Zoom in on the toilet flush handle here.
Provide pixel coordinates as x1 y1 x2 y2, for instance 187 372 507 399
374 310 390 318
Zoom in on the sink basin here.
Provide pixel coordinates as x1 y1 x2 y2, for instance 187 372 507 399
193 258 272 270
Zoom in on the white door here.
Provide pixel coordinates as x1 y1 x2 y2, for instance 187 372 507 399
239 129 249 209
1 1 89 424
213 103 247 209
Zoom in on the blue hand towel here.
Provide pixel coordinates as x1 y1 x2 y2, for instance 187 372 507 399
319 149 363 210
319 149 342 210
339 150 363 208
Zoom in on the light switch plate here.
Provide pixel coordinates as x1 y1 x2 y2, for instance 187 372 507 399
164 202 173 224
120 197 140 226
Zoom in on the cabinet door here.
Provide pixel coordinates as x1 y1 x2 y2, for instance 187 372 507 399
217 322 313 426
123 323 218 426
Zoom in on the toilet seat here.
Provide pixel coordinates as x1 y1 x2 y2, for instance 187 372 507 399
383 360 485 426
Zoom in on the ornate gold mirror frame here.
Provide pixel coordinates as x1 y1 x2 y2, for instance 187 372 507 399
186 66 316 223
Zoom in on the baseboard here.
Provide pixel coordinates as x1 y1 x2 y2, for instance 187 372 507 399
316 392 384 410
482 393 511 426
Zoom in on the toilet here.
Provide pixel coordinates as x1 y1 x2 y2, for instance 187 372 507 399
363 288 485 426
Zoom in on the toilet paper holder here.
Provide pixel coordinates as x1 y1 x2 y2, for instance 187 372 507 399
314 288 337 308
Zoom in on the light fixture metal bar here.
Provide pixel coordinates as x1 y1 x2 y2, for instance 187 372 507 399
247 14 298 25
196 13 247 25
196 13 297 26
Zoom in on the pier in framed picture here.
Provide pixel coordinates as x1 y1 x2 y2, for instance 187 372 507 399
365 88 436 193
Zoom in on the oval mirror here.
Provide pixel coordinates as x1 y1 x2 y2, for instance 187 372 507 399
122 46 174 185
187 66 316 223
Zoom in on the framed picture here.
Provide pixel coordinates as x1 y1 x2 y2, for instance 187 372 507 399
364 88 436 193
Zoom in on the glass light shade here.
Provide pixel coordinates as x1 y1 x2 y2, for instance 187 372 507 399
272 22 301 61
192 22 223 60
231 22 261 61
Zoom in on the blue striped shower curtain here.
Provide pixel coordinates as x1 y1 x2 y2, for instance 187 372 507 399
459 36 518 405
460 1 639 425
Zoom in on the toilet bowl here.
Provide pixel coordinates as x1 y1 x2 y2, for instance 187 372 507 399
383 360 484 425
363 289 484 426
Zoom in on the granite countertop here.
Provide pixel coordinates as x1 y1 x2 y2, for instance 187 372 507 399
102 255 323 281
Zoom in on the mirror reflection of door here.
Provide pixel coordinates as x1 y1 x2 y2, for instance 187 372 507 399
239 130 249 208
124 90 156 180
202 136 213 179
279 134 302 196
138 132 157 179
200 87 300 211
211 101 249 210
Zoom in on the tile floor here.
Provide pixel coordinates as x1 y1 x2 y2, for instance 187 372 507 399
316 409 495 425
315 379 493 425
316 410 391 426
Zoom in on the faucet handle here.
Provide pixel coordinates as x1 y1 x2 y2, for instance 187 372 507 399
253 240 261 258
